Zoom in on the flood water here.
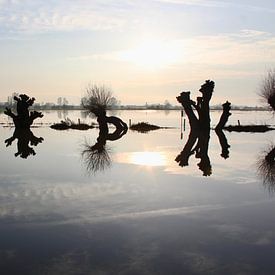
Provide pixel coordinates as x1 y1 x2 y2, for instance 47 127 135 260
1 110 275 274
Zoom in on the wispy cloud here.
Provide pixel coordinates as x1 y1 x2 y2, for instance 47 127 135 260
154 0 230 8
1 0 274 35
155 0 275 13
68 30 275 67
0 0 134 33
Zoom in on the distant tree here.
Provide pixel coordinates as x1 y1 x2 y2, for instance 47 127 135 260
57 97 68 106
63 97 68 106
259 69 275 111
7 92 19 106
164 100 172 109
57 97 62 106
7 96 12 106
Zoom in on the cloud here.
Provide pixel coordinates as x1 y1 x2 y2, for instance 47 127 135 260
154 0 275 13
0 0 132 33
154 0 230 8
68 30 275 68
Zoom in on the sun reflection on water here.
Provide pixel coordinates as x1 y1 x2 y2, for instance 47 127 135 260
129 152 167 166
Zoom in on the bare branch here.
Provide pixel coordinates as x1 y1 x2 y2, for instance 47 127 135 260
259 69 275 111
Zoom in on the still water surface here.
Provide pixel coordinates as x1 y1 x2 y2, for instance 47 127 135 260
1 110 275 274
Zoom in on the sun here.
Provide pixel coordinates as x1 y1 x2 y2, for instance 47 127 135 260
118 39 182 70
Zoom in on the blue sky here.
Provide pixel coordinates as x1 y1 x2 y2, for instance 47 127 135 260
1 0 275 105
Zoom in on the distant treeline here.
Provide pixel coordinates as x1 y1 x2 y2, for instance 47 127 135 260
0 102 270 112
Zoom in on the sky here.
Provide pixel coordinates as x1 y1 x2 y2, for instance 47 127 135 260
0 0 275 106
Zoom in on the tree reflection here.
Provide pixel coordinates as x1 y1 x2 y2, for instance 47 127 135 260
176 128 230 176
257 145 275 192
175 129 212 176
5 128 44 159
82 139 112 174
81 122 127 174
215 129 230 159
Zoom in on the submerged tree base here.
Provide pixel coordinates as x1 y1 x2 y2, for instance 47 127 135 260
130 122 166 133
50 118 96 130
224 125 274 133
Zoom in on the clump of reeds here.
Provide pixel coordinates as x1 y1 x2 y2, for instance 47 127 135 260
130 122 161 133
259 70 275 111
50 118 95 130
224 124 273 133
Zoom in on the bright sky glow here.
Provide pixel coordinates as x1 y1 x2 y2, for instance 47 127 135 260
117 39 184 70
0 0 275 105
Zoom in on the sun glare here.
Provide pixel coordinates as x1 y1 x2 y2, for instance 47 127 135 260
118 39 183 69
129 152 167 167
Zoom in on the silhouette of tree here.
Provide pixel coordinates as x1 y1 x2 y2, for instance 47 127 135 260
259 69 275 111
81 84 127 173
215 101 231 130
176 80 230 175
176 80 215 130
4 94 43 128
81 84 115 117
81 83 127 135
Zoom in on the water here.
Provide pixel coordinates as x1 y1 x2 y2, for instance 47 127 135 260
1 110 275 274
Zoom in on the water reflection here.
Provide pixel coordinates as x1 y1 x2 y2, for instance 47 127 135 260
57 109 69 119
5 128 44 158
176 129 211 176
1 110 275 274
82 139 112 173
176 129 230 176
257 145 275 192
81 122 127 173
215 129 230 159
129 152 167 166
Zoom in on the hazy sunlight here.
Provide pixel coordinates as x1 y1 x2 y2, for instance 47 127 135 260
129 151 167 166
118 39 183 70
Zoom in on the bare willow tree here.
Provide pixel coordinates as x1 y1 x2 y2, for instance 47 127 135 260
4 94 43 128
259 69 275 111
81 84 117 117
176 80 231 176
81 83 127 134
